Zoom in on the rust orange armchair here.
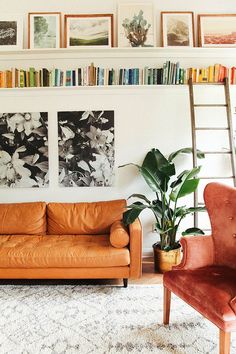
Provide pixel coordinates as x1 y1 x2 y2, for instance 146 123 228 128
163 182 236 354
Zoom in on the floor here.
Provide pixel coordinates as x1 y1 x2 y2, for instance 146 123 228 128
130 257 163 285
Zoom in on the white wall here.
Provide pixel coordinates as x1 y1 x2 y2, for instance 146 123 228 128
1 0 236 254
1 0 236 47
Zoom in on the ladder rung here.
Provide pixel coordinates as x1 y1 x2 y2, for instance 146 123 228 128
192 82 225 86
195 127 229 131
200 176 234 180
201 151 232 154
194 104 227 107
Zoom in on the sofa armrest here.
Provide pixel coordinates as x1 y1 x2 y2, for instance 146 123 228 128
173 235 215 271
128 218 142 278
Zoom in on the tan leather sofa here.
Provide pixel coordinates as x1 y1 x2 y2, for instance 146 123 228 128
0 200 142 286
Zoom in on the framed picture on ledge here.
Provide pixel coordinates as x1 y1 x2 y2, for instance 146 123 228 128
198 14 236 47
0 15 23 50
64 14 114 48
161 12 195 47
28 12 62 49
118 3 155 47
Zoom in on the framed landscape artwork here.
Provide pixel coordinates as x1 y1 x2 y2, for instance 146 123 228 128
0 15 23 50
57 110 115 187
161 12 195 47
64 14 113 48
0 112 49 188
118 3 155 47
199 14 236 47
28 12 61 49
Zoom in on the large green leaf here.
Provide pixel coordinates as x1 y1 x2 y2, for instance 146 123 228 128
170 170 186 188
174 206 205 219
118 162 140 169
139 166 162 192
128 194 151 204
148 149 175 176
141 149 175 192
126 202 148 210
122 208 143 226
168 147 205 162
170 167 201 201
182 227 205 236
187 206 206 213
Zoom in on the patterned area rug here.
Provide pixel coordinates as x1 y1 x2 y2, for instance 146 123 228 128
0 284 235 354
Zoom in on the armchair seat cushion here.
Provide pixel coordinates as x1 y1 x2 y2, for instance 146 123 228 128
0 235 130 269
164 265 236 331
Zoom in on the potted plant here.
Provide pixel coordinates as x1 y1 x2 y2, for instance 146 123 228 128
119 147 205 273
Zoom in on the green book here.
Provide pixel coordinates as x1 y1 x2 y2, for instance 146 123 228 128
20 70 25 88
29 67 35 87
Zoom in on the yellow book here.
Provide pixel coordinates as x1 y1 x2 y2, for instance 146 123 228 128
0 71 4 88
214 64 220 83
208 66 214 83
202 68 208 82
198 69 203 83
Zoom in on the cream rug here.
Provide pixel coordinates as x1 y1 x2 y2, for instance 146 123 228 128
0 284 235 354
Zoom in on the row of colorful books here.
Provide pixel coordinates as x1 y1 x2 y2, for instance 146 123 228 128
0 63 235 88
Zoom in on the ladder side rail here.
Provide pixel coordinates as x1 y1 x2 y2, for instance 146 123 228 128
224 77 236 187
188 78 198 227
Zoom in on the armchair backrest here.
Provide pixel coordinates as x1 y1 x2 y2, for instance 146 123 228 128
204 182 236 269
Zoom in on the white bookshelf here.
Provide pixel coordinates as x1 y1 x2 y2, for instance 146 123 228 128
0 47 236 60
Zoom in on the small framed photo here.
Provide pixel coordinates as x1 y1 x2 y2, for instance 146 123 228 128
161 12 195 47
118 3 155 47
64 14 114 48
0 15 23 50
28 12 62 49
198 14 236 47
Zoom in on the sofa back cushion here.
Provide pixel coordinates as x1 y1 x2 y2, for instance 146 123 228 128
47 200 126 235
0 202 46 235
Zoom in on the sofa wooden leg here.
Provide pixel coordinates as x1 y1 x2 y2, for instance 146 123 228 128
123 279 128 288
219 330 231 354
163 286 171 325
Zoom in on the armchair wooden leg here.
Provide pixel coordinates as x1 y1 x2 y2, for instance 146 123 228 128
219 330 231 354
163 286 171 325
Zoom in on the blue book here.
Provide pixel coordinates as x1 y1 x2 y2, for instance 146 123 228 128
124 69 129 85
128 69 132 85
66 70 72 86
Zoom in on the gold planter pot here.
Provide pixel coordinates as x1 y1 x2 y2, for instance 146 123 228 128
153 244 181 274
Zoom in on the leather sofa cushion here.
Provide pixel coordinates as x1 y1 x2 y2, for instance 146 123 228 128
0 202 46 235
110 221 129 248
47 200 126 235
0 235 130 268
164 266 236 322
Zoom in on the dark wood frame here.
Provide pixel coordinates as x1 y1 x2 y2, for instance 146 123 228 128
64 14 114 48
161 11 195 47
28 12 62 49
198 14 236 47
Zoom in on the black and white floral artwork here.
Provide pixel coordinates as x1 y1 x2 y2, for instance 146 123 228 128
0 112 49 188
58 110 114 187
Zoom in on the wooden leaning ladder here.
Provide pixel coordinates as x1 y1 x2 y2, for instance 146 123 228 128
188 77 236 227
